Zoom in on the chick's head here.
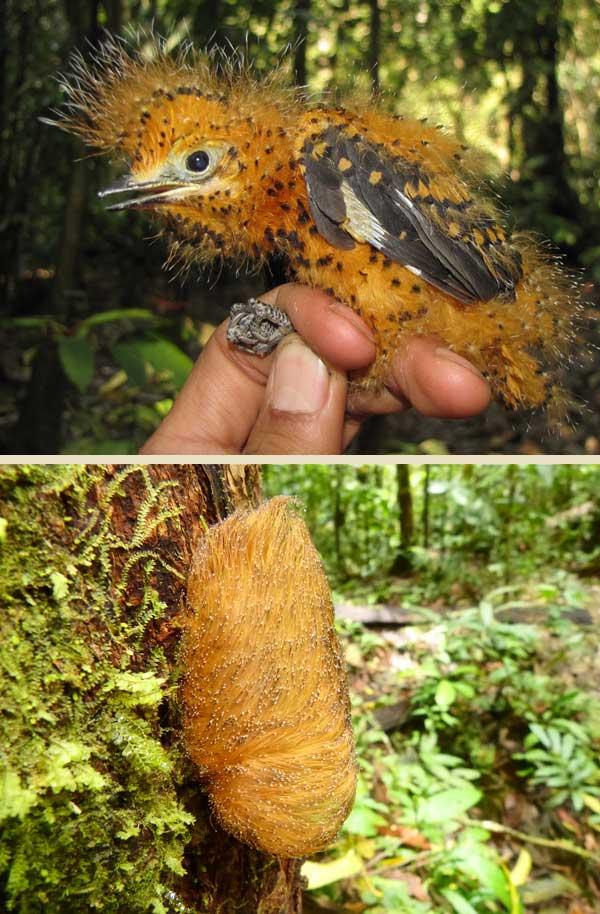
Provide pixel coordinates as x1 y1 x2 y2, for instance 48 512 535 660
51 39 298 263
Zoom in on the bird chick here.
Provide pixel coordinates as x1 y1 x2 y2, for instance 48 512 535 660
47 35 582 422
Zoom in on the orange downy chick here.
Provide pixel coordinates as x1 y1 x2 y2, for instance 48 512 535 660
48 36 583 422
181 497 356 858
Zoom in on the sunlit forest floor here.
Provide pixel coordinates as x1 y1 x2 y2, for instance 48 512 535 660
308 574 600 913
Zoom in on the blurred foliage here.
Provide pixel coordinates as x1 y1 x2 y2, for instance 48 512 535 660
1 0 600 452
263 463 600 602
309 596 600 913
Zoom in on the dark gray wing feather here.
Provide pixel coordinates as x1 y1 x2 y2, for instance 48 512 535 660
301 125 522 304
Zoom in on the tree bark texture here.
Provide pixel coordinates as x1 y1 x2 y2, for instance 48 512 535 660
0 464 303 914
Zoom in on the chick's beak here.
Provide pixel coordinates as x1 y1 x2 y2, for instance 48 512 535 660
98 174 188 211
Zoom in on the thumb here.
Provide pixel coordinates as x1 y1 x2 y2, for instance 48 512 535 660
243 335 347 455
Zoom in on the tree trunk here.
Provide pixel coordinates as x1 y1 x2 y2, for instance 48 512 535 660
14 334 68 453
367 0 380 92
0 464 303 914
422 464 430 549
390 464 413 574
103 0 122 32
511 0 585 248
24 0 101 452
502 464 518 585
333 465 345 574
292 0 311 85
51 158 89 317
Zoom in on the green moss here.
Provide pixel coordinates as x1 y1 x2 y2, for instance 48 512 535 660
0 466 194 913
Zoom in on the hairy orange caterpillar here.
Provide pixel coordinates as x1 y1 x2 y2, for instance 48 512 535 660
46 34 584 423
182 497 356 858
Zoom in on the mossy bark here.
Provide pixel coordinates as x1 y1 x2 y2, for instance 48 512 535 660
0 464 303 914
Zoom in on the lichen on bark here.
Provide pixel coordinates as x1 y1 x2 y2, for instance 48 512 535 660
0 465 197 914
0 463 302 914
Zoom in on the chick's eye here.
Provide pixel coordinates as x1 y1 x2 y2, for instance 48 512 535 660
186 150 211 173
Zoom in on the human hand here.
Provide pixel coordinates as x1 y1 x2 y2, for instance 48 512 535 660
140 284 491 455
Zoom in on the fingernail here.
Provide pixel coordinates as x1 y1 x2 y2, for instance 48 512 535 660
435 347 485 380
328 300 376 343
269 339 330 413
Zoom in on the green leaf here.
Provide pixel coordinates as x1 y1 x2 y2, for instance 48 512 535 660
583 793 600 814
49 571 69 601
343 803 387 836
440 888 479 914
111 341 149 386
521 875 580 905
1 315 62 330
114 336 193 388
0 767 38 822
453 851 511 909
417 784 482 823
104 671 166 706
58 336 95 392
435 679 456 708
302 850 363 889
77 308 158 331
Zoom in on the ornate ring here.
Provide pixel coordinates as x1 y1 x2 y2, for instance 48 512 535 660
226 298 295 356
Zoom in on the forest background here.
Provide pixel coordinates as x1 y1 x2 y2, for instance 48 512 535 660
1 0 600 454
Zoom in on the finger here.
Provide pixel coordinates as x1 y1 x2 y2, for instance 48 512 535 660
347 384 410 418
244 335 347 455
389 339 491 418
346 337 491 420
260 284 376 371
141 322 268 453
141 285 376 454
342 416 363 451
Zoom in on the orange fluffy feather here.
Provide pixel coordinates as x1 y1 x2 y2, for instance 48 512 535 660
48 35 583 423
181 497 356 859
